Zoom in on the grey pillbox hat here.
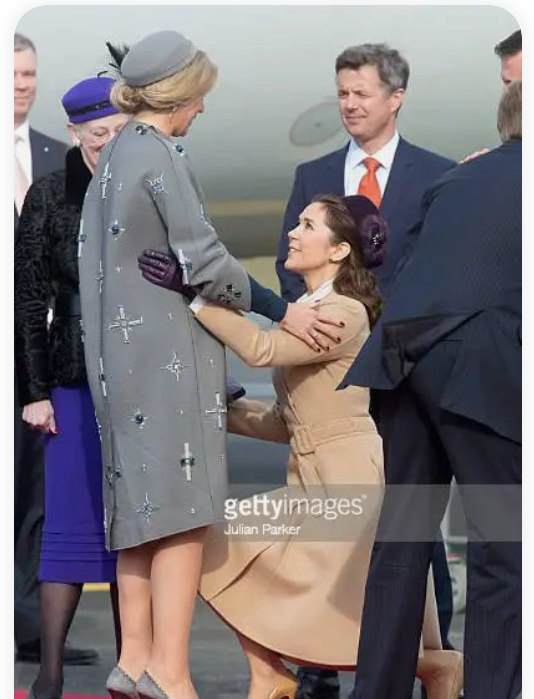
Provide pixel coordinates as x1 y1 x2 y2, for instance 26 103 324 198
121 30 198 87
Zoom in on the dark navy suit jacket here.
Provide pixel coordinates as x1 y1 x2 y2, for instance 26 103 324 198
276 137 454 301
342 139 522 444
29 128 67 180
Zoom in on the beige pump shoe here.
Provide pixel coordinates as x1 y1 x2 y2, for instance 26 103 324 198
264 668 299 699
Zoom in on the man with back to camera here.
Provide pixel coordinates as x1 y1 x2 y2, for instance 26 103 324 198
344 78 521 699
14 32 98 666
276 43 455 699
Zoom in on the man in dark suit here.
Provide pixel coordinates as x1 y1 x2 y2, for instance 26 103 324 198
344 81 522 699
462 29 521 164
14 34 67 227
14 32 97 666
276 43 455 699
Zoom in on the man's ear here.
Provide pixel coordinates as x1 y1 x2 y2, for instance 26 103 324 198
391 88 405 116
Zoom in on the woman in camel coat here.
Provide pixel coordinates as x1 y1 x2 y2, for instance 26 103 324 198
139 194 463 699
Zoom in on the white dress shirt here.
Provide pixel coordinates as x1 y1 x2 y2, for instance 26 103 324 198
344 131 400 197
14 120 33 185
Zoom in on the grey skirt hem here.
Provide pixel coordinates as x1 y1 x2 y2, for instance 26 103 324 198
108 516 218 552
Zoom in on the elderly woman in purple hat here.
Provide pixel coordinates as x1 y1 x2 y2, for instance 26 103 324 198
140 194 463 699
15 76 128 699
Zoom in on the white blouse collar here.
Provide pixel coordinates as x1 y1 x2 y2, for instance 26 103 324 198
297 277 335 305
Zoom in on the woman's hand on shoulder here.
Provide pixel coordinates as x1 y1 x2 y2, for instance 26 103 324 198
22 399 58 435
279 302 345 352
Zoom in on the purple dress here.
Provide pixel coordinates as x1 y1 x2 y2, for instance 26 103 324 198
39 384 116 583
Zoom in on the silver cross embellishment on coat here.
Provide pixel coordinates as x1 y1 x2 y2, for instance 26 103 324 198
163 352 186 381
77 221 86 258
181 443 195 482
96 261 104 294
177 249 193 285
108 220 126 240
105 465 122 487
205 392 227 430
135 494 161 523
217 284 243 305
130 409 151 429
145 173 167 196
108 306 143 343
99 357 107 397
99 163 112 200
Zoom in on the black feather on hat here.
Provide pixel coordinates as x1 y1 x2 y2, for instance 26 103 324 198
106 42 130 72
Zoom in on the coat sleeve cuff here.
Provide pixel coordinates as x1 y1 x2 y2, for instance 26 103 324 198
248 275 288 323
189 295 207 315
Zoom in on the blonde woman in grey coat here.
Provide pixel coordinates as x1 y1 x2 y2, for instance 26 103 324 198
79 31 341 699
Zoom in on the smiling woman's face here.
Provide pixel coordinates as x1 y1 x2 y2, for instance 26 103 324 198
284 202 347 275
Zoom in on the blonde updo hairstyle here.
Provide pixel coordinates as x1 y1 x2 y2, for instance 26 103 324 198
111 51 218 115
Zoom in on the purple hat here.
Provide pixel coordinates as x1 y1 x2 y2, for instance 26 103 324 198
342 195 388 269
61 76 119 124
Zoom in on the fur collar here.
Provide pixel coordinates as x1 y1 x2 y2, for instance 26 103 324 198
65 147 92 206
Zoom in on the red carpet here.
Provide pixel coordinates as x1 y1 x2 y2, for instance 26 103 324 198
15 693 106 699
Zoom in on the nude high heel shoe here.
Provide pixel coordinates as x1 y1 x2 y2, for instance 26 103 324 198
418 649 464 699
265 668 299 699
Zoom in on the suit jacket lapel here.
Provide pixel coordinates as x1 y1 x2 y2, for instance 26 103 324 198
380 138 415 220
325 145 348 197
30 128 48 181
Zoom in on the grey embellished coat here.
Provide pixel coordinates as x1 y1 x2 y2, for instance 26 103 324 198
78 121 251 550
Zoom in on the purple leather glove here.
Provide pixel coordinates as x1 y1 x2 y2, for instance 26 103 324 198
138 249 196 301
226 375 246 403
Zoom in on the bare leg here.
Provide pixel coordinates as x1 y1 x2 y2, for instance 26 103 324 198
237 632 295 699
146 527 207 699
116 542 154 681
416 649 464 699
109 582 122 660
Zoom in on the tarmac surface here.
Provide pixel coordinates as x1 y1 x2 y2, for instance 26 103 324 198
15 589 465 697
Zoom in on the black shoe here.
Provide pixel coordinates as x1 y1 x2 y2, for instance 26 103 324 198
296 667 340 699
16 640 99 665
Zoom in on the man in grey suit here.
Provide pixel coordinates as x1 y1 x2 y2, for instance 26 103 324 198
14 32 97 666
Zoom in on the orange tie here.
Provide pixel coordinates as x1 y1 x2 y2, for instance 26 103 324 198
358 157 382 208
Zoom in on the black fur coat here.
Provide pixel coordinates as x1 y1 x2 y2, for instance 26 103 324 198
15 147 92 405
